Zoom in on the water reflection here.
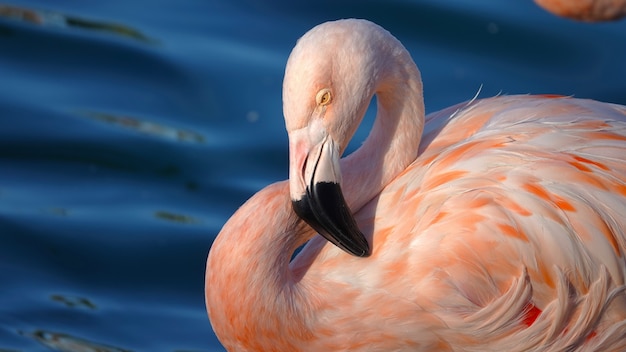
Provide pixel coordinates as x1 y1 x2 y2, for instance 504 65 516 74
82 111 205 144
0 4 156 43
154 211 198 224
23 330 129 352
50 294 97 310
44 208 70 217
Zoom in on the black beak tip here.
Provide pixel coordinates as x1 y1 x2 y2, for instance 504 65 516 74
355 244 372 257
291 182 370 258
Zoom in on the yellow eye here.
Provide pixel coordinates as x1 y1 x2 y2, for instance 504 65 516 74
316 89 332 106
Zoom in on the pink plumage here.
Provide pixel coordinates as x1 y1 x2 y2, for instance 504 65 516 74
534 0 626 21
206 19 626 351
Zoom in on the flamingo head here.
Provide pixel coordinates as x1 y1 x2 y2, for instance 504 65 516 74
282 19 396 257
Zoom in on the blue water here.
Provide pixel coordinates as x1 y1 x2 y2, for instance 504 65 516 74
0 1 625 350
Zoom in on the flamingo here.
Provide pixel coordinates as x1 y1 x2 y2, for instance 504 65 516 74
534 0 626 21
205 19 626 351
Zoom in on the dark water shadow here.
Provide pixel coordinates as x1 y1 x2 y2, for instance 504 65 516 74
21 329 131 352
0 4 157 44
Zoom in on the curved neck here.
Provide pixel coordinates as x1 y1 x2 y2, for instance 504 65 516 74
205 182 313 350
341 51 424 212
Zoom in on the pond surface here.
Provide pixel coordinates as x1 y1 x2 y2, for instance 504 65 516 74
0 1 625 350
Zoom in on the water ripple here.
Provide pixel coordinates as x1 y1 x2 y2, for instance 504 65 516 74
0 4 156 43
22 329 130 352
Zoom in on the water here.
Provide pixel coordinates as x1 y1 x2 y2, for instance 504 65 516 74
0 1 625 350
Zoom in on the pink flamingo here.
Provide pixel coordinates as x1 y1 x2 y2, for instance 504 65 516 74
534 0 626 21
205 19 626 350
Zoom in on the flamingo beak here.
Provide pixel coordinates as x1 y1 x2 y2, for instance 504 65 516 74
288 119 371 257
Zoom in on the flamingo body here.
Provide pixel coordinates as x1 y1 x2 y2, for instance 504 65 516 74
206 19 626 351
534 0 626 21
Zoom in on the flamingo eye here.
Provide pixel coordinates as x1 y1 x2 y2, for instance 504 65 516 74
316 89 332 106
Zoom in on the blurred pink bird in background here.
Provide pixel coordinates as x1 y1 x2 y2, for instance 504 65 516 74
206 19 626 351
534 0 626 21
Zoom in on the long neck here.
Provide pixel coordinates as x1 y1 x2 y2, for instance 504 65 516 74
205 181 313 350
341 51 425 212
